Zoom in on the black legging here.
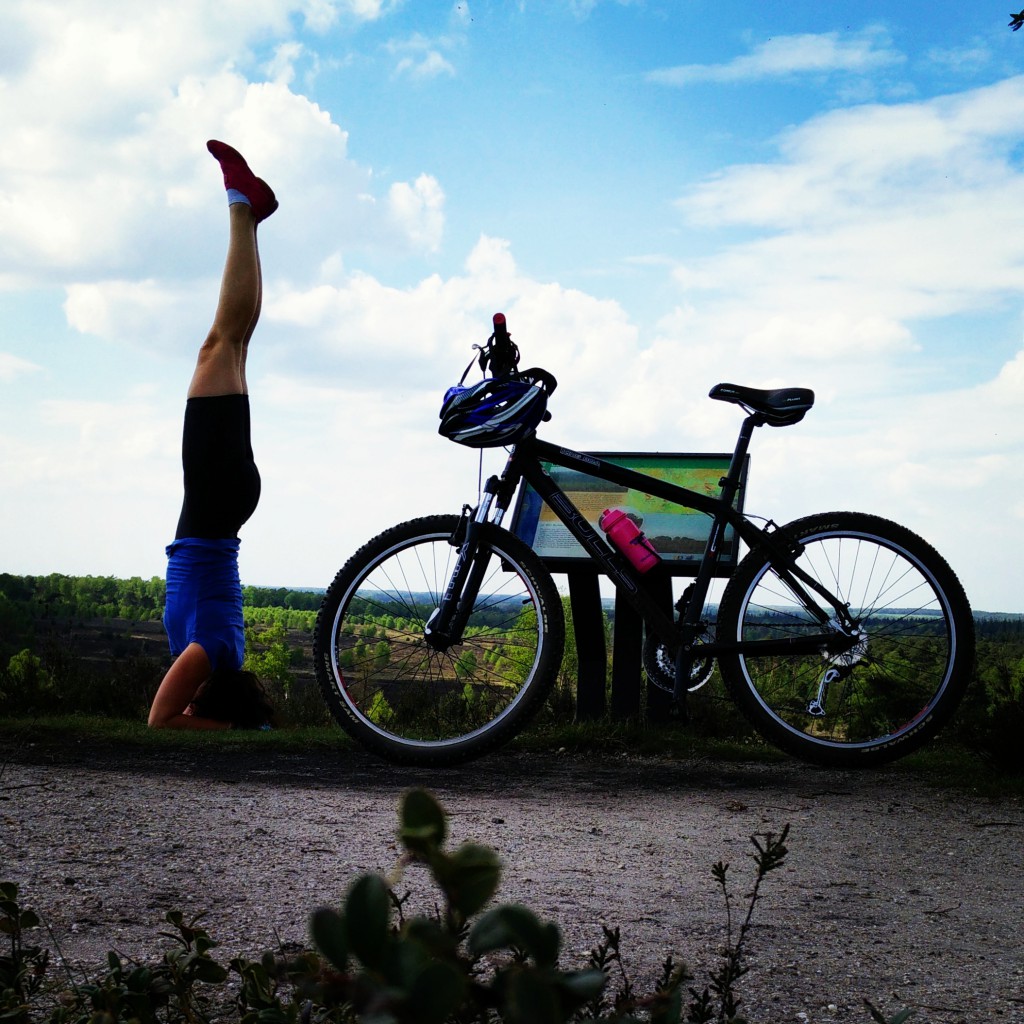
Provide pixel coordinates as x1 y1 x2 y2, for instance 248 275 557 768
175 395 261 540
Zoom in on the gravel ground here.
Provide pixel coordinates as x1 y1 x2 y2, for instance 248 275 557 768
2 740 1023 1023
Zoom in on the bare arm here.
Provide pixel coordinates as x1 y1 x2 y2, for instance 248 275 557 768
148 643 231 730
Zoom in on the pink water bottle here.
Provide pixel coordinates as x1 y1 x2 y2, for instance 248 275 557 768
599 509 661 573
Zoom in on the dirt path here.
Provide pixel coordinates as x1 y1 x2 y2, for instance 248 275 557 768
2 741 1022 1023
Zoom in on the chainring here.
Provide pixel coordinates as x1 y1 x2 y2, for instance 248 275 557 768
642 632 715 694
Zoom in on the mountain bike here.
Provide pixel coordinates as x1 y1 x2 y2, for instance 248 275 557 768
314 314 975 768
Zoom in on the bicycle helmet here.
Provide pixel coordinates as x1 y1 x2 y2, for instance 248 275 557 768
439 369 556 448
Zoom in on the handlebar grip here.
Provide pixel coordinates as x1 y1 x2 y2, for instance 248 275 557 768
492 312 508 340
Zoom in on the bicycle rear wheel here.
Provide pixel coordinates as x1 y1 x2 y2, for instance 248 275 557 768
314 515 564 766
717 512 974 768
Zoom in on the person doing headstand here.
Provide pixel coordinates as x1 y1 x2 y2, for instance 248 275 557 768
148 141 278 730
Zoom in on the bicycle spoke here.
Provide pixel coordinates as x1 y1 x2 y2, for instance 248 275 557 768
718 512 972 766
314 516 563 764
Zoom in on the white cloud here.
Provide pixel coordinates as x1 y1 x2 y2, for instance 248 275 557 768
64 279 209 353
0 1 439 287
566 0 641 18
386 29 463 80
660 76 1024 401
265 41 307 85
680 76 1024 231
395 50 456 79
387 175 445 251
335 0 395 20
0 353 43 381
647 28 904 86
3 2 1023 612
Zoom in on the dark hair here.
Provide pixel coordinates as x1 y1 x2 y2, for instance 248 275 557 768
190 669 276 729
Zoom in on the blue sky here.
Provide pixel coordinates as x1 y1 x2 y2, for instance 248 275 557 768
3 0 1024 612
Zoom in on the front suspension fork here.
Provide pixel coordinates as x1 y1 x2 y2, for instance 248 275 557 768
424 479 504 649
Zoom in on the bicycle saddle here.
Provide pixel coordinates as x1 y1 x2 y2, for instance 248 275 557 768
709 383 815 426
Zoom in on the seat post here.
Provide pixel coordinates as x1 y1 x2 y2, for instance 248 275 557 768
719 412 762 510
672 410 762 701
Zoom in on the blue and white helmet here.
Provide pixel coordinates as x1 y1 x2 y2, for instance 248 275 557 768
439 370 556 448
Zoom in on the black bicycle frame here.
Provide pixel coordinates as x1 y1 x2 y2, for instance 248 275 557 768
438 413 862 702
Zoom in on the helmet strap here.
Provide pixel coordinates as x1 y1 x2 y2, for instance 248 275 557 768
474 328 521 379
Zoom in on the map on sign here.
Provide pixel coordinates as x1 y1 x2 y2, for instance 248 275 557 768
510 453 747 574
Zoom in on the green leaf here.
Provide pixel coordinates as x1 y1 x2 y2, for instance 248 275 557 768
468 904 561 967
556 968 606 1004
502 969 562 1024
343 874 392 970
399 789 447 857
402 917 455 958
193 959 229 984
407 961 466 1024
309 907 349 972
437 843 502 919
386 934 431 987
649 984 684 1024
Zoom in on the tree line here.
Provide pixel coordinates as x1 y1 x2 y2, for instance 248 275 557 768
2 571 1023 769
0 572 324 641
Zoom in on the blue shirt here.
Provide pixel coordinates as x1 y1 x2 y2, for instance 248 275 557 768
163 537 245 672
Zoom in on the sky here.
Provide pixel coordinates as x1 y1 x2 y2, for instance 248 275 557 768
2 0 1024 613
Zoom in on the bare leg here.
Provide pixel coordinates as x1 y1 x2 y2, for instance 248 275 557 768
189 140 277 397
149 141 278 731
188 204 261 397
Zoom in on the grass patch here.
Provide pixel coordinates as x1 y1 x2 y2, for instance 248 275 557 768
514 718 788 765
0 714 354 756
2 714 1021 799
888 742 1024 799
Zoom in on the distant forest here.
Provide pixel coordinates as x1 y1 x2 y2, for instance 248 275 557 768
2 570 1023 637
0 572 324 653
1 572 1023 769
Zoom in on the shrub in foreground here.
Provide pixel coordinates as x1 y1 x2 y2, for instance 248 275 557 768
1 790 909 1023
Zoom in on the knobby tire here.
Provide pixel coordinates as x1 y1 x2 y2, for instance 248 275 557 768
314 515 565 766
716 511 974 767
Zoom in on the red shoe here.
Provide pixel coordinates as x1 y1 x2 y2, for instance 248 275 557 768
206 140 279 223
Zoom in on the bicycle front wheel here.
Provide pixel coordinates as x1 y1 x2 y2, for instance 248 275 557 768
314 515 564 766
717 512 974 768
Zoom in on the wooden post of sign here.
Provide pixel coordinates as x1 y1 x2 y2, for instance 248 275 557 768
567 568 606 720
610 570 675 721
610 590 642 719
644 571 675 722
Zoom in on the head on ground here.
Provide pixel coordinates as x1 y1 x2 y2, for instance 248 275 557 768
191 668 276 729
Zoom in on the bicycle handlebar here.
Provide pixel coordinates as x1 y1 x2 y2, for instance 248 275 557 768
492 312 509 341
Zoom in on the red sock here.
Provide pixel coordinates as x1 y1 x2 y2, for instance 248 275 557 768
207 140 278 223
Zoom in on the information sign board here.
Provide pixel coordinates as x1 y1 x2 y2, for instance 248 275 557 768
510 452 747 576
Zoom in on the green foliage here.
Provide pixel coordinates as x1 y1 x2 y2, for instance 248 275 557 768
0 572 166 628
3 569 1024 772
0 790 836 1024
864 999 915 1023
4 650 53 701
244 621 295 695
0 881 49 1024
242 585 322 612
953 623 1024 773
